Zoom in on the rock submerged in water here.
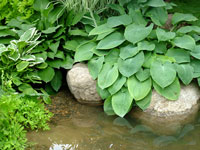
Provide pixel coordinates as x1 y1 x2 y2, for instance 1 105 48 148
130 83 200 135
66 63 102 105
67 63 200 134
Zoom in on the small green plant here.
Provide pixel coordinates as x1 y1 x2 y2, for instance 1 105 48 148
0 93 52 150
0 0 35 24
71 0 200 117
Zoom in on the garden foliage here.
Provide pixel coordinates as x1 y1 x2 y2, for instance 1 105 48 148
0 93 52 150
70 0 200 117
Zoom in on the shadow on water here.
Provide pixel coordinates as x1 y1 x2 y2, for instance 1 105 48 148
27 89 200 150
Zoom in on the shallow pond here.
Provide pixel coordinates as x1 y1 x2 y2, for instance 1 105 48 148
27 90 200 150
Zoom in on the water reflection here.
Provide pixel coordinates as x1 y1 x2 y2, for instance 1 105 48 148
27 91 200 150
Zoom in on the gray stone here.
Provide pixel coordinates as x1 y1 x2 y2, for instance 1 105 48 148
66 63 102 105
130 83 200 135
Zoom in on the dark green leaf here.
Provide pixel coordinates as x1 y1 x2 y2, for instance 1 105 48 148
50 70 62 92
38 67 55 83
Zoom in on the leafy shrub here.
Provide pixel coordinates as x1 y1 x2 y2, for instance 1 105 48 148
70 0 200 117
0 93 52 150
0 0 35 24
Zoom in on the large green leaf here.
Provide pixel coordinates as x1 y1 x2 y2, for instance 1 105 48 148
135 68 150 82
118 52 144 77
153 78 180 100
96 84 110 99
88 56 104 80
156 28 176 41
75 42 96 62
50 70 62 92
120 44 139 60
104 97 115 115
177 26 200 34
89 24 115 35
190 45 200 59
107 14 132 27
175 64 193 85
128 76 152 101
42 25 62 34
108 76 126 95
173 35 195 51
191 59 200 74
49 41 60 54
172 13 198 25
137 40 155 51
33 0 49 12
129 9 147 25
147 8 167 26
124 23 153 44
105 49 120 64
98 63 119 89
150 60 176 88
112 89 133 117
96 32 125 49
38 67 55 83
16 61 29 72
145 0 166 7
166 48 190 63
136 90 152 110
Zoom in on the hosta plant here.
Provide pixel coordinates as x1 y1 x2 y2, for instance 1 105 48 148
72 0 200 117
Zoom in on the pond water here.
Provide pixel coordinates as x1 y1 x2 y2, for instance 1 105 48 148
27 90 200 150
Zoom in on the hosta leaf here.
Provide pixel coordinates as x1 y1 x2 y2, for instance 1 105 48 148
96 32 125 49
166 48 190 63
88 56 104 80
191 59 200 74
136 90 152 110
33 0 49 12
49 41 60 54
55 51 65 60
154 41 167 54
98 63 119 89
20 28 36 41
190 45 200 59
75 42 96 62
50 70 62 92
118 52 144 77
104 97 115 116
16 61 29 72
124 23 153 44
120 44 139 60
173 35 195 51
48 6 64 24
63 40 79 51
137 41 155 51
156 28 176 41
96 84 110 99
107 14 132 27
96 30 115 40
175 64 193 85
108 76 126 95
38 67 55 83
129 9 147 25
112 89 133 117
42 25 62 34
128 76 152 101
177 26 200 34
172 13 198 25
147 7 168 26
135 68 150 82
36 62 48 69
145 0 166 7
69 29 88 36
153 78 180 100
21 55 36 61
61 54 74 69
89 23 115 35
105 49 120 64
150 60 176 88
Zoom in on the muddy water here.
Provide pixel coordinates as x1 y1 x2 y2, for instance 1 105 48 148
27 90 200 150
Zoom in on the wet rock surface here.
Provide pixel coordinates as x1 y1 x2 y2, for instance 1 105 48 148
130 83 200 135
66 63 102 105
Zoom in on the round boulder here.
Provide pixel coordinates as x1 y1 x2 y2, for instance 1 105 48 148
66 63 102 105
130 83 200 135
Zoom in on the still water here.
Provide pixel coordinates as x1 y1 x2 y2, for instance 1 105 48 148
27 90 200 150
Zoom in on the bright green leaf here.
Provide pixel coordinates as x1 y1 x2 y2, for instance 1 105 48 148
108 76 126 95
16 61 29 72
38 67 55 83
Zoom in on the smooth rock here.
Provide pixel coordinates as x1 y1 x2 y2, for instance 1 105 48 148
130 83 200 135
66 63 102 105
